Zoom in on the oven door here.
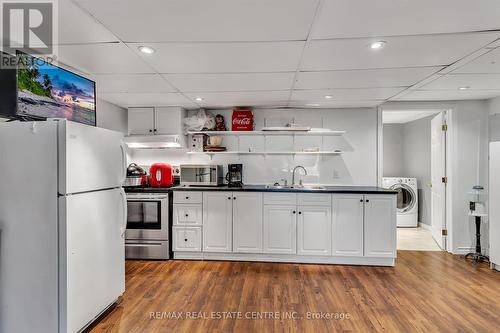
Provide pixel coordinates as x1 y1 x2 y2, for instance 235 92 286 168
125 194 168 240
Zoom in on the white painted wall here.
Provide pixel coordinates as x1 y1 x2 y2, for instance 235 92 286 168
96 98 128 133
130 108 378 186
383 124 404 177
488 96 500 142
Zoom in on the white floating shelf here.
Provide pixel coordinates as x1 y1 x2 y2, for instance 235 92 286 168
186 130 346 136
187 151 344 156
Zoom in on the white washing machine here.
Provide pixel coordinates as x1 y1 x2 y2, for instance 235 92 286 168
383 177 418 227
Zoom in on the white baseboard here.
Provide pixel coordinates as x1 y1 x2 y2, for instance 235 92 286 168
419 223 432 231
174 252 396 267
454 246 474 255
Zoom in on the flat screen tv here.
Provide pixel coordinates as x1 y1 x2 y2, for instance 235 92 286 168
16 52 96 126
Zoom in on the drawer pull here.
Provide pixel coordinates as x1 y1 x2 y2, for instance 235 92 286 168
185 213 189 217
184 238 188 242
185 196 189 199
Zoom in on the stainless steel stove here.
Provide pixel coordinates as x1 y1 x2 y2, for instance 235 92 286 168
124 188 172 260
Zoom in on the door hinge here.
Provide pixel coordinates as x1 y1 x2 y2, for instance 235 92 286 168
442 176 448 184
442 229 448 236
442 124 448 131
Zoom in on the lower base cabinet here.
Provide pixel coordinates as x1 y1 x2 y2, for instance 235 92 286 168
263 205 297 254
332 194 364 256
232 192 263 253
297 206 332 256
173 226 202 252
364 194 397 258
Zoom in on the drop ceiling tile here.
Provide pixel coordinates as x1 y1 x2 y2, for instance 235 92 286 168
312 0 500 39
95 74 176 93
295 67 443 89
301 33 500 71
58 43 154 74
184 91 290 108
76 0 318 42
59 0 118 44
163 72 295 92
99 93 197 108
454 47 500 73
288 100 382 108
422 74 500 90
128 42 304 73
291 88 404 101
395 89 500 101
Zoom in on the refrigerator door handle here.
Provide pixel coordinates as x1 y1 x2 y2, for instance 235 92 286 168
120 188 127 238
120 141 127 184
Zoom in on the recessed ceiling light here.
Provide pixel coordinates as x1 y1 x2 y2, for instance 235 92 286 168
138 46 155 54
324 95 333 99
370 41 386 50
458 86 470 90
195 97 204 102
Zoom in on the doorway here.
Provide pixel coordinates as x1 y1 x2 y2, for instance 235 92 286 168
380 108 450 251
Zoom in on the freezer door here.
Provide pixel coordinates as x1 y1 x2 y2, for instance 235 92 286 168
58 188 126 333
0 121 59 333
58 120 127 195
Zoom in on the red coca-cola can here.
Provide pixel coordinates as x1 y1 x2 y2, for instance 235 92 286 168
232 108 254 131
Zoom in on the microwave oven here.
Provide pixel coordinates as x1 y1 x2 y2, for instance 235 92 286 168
180 165 223 186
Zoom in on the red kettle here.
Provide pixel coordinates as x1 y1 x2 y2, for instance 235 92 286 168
149 163 173 187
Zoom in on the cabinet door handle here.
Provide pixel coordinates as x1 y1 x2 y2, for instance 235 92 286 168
292 210 296 214
366 199 370 203
360 199 364 202
186 196 189 199
185 214 189 217
298 211 302 215
154 129 158 132
228 197 231 200
149 129 153 133
233 197 236 200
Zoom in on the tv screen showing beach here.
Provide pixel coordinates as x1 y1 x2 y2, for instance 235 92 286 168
17 54 96 126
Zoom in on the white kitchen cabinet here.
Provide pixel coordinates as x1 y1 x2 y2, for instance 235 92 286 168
128 107 186 136
364 195 397 258
232 192 263 253
297 206 332 256
203 192 233 252
128 107 154 135
263 205 297 254
332 194 364 257
173 204 202 226
173 191 203 204
173 226 202 252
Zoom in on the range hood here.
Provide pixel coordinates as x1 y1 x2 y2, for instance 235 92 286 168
124 135 184 149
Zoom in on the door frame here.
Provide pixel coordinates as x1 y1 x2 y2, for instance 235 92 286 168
377 103 455 252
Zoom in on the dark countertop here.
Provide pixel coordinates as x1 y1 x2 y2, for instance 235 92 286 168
171 185 397 194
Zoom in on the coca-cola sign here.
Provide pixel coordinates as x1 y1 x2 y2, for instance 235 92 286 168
232 109 254 131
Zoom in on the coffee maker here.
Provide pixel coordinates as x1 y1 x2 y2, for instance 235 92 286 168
226 164 243 187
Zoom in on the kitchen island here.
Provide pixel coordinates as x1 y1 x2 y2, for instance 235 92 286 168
172 185 398 266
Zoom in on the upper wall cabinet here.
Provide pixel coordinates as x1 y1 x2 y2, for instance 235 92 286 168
128 107 186 136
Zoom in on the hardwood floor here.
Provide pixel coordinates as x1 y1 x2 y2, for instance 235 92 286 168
87 251 500 333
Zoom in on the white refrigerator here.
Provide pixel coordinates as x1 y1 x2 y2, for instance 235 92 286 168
490 142 500 271
0 120 127 333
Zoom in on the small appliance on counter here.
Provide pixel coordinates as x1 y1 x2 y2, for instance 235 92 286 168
226 164 243 187
124 163 148 187
150 163 174 187
180 164 223 186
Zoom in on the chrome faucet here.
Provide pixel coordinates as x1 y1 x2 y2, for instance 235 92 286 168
292 166 307 187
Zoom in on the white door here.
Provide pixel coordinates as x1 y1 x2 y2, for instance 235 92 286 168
233 192 263 253
364 195 397 258
490 142 500 269
431 112 447 249
332 194 364 257
59 120 126 194
128 107 154 135
297 206 332 256
59 188 126 333
203 192 233 252
263 205 297 254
